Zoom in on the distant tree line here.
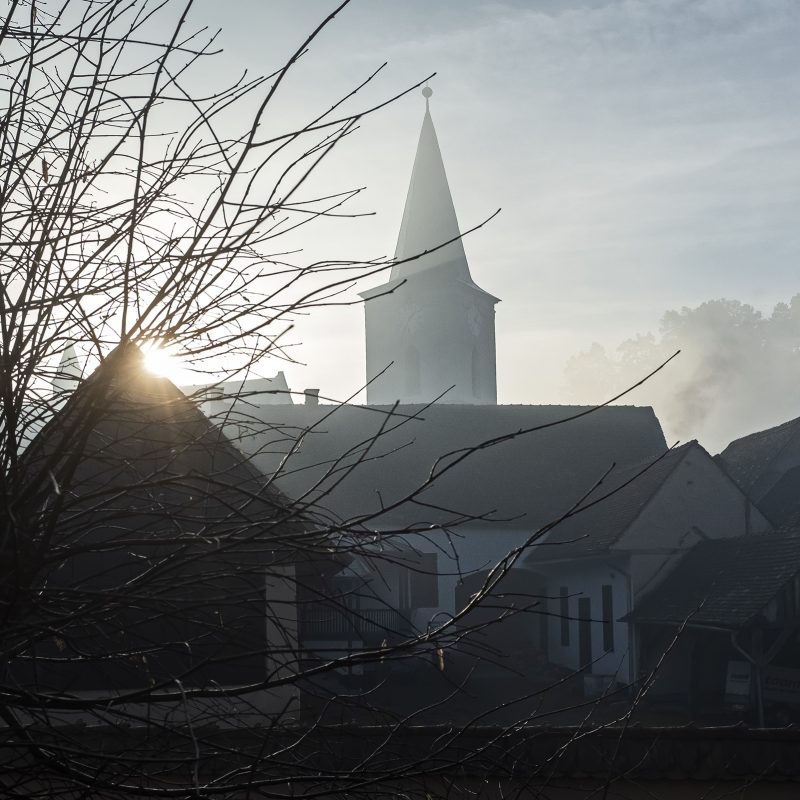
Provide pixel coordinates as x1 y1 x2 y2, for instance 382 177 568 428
563 295 800 446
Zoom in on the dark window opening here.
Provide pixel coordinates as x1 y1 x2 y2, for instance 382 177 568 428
602 584 614 652
559 586 569 646
578 596 592 667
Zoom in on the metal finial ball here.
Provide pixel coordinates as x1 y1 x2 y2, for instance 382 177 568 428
422 86 433 99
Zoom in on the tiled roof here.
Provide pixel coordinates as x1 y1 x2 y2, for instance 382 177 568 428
717 416 800 494
627 531 800 629
530 442 694 560
242 403 668 532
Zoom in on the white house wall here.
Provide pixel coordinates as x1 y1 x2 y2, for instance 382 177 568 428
543 558 633 684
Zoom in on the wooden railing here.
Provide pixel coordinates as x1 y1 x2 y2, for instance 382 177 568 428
299 604 411 641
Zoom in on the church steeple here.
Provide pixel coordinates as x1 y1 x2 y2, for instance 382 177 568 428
361 88 499 406
392 87 469 282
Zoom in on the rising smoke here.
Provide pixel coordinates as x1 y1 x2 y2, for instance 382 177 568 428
562 296 800 452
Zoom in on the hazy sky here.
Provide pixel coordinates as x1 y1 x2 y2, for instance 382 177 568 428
188 0 800 448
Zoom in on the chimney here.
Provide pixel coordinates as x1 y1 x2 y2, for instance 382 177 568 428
304 388 320 406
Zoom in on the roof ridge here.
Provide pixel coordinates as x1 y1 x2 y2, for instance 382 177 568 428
722 415 800 456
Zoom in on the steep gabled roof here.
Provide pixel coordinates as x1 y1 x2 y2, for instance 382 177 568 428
529 442 696 560
359 90 498 308
391 93 469 282
19 344 285 510
627 531 800 629
243 403 667 532
717 416 800 495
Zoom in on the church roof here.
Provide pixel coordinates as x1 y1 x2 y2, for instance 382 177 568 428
391 91 468 282
360 89 496 306
626 531 800 629
243 403 667 533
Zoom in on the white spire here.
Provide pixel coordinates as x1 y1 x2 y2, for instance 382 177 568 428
53 344 82 394
391 87 471 282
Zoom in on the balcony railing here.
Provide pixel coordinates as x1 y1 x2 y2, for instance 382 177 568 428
299 604 412 642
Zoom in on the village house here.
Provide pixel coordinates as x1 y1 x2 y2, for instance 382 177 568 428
11 343 308 717
527 440 771 691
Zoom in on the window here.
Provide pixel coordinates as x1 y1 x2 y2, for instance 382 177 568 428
602 584 614 652
578 597 592 666
559 586 570 646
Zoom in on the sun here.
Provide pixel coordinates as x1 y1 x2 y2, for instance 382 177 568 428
141 342 184 379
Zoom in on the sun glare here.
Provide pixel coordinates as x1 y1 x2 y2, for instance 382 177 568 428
141 342 183 379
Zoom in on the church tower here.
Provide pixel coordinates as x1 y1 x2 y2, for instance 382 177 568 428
361 88 499 405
